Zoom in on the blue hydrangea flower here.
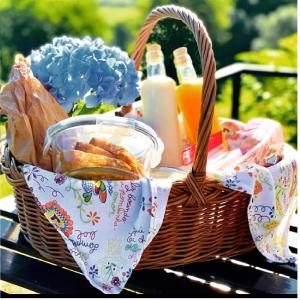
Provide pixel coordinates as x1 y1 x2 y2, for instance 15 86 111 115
28 36 140 112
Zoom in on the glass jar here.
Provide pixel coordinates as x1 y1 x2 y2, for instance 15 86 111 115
44 115 164 179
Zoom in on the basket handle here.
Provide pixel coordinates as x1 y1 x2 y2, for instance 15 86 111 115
125 5 217 193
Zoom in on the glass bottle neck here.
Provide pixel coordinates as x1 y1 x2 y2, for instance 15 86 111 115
176 62 198 83
147 61 166 77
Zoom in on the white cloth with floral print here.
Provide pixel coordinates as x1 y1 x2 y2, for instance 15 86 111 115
210 143 297 263
208 117 297 263
22 116 297 293
23 165 172 294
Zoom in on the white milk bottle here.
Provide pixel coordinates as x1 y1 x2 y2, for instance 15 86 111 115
141 43 182 167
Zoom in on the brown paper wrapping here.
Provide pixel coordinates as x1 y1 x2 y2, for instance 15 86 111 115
0 55 67 170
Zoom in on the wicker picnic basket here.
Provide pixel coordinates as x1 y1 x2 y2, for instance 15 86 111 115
1 5 255 270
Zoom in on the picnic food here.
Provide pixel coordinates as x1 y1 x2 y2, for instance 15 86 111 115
90 138 144 176
75 141 114 158
0 55 67 170
59 139 145 180
44 115 164 177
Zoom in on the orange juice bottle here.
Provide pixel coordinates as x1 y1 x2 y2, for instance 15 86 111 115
173 47 223 151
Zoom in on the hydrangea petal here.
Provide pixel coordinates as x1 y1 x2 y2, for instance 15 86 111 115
28 36 140 112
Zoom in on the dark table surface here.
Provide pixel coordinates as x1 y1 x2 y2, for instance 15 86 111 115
0 202 297 297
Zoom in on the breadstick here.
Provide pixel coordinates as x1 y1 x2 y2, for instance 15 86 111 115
75 141 114 158
89 138 144 176
60 150 134 175
90 138 127 153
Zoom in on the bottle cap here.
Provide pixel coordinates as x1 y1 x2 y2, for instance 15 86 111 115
173 47 188 57
147 43 161 52
173 47 191 67
146 43 163 64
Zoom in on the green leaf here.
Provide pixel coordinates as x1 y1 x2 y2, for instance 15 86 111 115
69 100 116 117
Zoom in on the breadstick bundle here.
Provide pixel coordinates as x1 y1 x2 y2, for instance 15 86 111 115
57 138 145 180
44 115 164 181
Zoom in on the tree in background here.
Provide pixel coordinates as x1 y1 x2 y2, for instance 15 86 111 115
221 0 296 66
218 33 297 147
104 0 152 52
237 33 297 67
146 0 235 81
251 5 297 50
0 8 55 80
0 0 107 81
1 0 296 81
144 0 296 80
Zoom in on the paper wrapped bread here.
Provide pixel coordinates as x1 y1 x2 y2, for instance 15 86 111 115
0 55 67 170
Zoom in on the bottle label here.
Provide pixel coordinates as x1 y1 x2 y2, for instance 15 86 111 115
182 144 195 166
181 131 222 166
208 130 223 152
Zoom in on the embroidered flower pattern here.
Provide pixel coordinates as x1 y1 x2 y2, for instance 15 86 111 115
24 166 40 181
111 276 121 287
24 166 48 184
54 174 67 185
43 200 73 237
224 175 240 189
86 211 100 225
254 180 263 195
89 265 99 279
101 284 112 292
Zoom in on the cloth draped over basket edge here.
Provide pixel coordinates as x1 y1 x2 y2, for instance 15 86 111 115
23 140 297 293
23 171 172 294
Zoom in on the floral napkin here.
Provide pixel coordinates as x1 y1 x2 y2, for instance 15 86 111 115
23 165 171 294
209 118 297 263
22 117 297 294
211 143 297 263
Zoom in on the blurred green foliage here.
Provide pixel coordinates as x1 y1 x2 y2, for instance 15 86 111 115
251 5 297 50
237 33 297 67
152 0 235 45
217 33 297 147
144 0 296 80
0 123 13 199
1 0 296 80
0 0 108 80
0 175 13 199
147 0 235 80
99 0 152 52
219 0 296 66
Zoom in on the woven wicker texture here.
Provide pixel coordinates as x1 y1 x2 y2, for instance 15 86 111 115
1 5 255 270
